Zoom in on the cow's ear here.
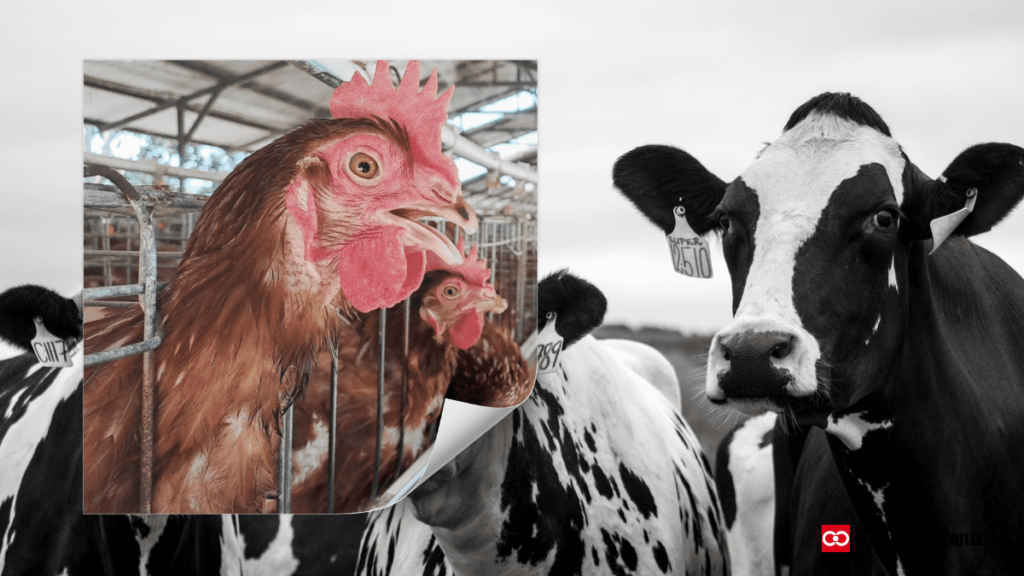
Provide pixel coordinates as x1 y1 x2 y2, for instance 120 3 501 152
902 143 1024 247
538 270 606 348
0 285 83 352
613 145 727 235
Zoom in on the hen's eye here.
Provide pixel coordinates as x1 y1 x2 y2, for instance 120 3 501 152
873 210 896 230
349 153 379 179
442 285 460 299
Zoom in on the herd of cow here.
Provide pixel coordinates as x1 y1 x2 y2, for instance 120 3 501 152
2 92 1022 575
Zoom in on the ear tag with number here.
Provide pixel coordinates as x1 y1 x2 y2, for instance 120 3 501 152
537 312 564 375
929 188 977 255
666 206 713 278
31 317 73 367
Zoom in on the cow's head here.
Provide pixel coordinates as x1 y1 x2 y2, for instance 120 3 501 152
0 285 84 353
615 93 1024 417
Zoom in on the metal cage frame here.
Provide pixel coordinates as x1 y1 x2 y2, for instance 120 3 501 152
83 177 536 513
82 59 536 514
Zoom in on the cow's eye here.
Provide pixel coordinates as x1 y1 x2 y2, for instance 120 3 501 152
873 210 896 230
717 213 731 232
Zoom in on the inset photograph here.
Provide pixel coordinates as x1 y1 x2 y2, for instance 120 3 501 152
82 60 537 514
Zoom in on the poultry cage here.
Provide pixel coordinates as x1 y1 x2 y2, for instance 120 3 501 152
83 173 537 513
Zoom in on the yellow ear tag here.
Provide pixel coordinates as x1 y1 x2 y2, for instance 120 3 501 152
537 312 564 375
666 206 713 278
31 317 73 367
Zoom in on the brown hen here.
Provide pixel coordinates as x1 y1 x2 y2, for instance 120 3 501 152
83 61 476 513
290 240 506 513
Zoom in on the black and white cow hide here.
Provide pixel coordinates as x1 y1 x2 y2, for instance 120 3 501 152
1 285 368 575
715 413 885 576
356 271 729 576
615 92 1024 575
1 285 85 575
713 413 774 576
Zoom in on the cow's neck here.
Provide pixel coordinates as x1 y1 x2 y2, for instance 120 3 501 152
822 238 1024 574
804 236 911 575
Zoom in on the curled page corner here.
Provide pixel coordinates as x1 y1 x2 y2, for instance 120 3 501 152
368 336 539 510
367 402 515 511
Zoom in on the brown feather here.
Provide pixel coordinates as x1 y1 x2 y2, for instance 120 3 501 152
446 323 533 408
84 118 401 513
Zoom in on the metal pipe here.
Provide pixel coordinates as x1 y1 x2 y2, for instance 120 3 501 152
276 433 285 512
83 231 199 242
84 152 229 182
101 216 112 287
286 60 347 89
395 299 410 476
516 229 528 342
83 282 167 301
83 163 160 513
97 61 288 133
85 250 184 259
84 337 162 367
289 60 539 184
327 337 339 513
85 186 209 212
280 404 294 513
183 87 224 147
370 307 387 501
85 300 139 308
441 129 539 184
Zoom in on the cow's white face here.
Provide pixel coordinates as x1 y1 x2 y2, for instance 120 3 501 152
706 112 906 414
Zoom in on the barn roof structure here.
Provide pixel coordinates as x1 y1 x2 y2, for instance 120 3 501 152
83 60 538 216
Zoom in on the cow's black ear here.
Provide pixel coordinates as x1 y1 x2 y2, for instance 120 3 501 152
902 143 1024 243
0 285 83 352
538 270 606 348
613 145 728 235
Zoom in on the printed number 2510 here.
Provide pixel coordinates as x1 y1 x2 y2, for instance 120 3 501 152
670 242 712 278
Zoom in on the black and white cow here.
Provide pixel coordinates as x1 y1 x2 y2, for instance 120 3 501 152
1 285 85 575
0 284 368 575
715 413 885 575
356 271 729 576
713 414 774 576
615 93 1024 575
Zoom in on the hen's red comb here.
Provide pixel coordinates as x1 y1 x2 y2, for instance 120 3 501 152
425 237 492 287
330 61 454 175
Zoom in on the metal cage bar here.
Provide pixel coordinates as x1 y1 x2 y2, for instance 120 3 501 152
82 163 162 513
370 308 388 501
327 338 340 513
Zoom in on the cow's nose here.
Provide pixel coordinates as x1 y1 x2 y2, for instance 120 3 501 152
715 331 795 397
721 331 793 362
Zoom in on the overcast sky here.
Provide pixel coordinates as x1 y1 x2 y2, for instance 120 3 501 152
1 0 1022 341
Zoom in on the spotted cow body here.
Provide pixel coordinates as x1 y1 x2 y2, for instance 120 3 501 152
1 285 85 575
357 272 729 576
714 414 775 576
615 93 1024 574
0 285 369 574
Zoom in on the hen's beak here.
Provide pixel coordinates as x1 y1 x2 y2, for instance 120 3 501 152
387 197 479 265
465 291 507 315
